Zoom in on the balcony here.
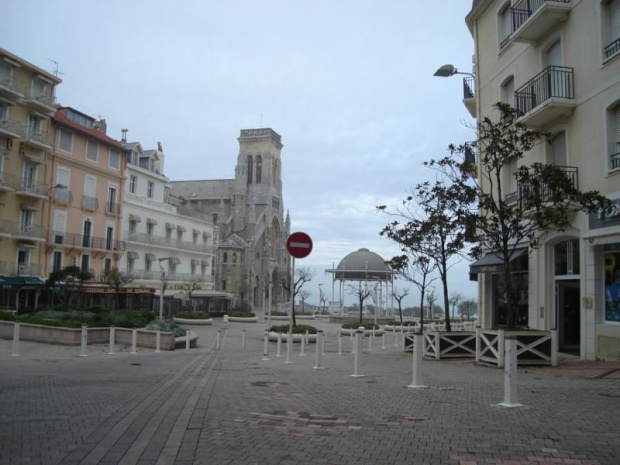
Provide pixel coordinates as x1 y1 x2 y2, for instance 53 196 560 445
51 188 73 205
604 38 620 61
518 165 578 210
12 262 41 276
0 118 23 139
81 195 99 211
12 223 46 241
24 91 57 115
22 129 52 150
511 0 571 43
49 230 126 252
14 178 48 199
515 65 575 127
611 143 620 171
126 231 215 254
105 202 120 216
0 171 16 192
0 219 12 237
0 78 24 100
462 76 476 118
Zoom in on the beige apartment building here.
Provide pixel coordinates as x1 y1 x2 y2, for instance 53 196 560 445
465 1 620 360
0 48 61 308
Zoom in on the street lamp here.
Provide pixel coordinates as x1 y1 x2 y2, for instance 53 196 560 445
433 64 474 78
318 284 325 314
158 257 173 321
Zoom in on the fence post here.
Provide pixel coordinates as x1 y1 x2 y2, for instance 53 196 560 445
407 333 427 389
131 329 137 355
242 329 247 350
11 322 20 357
499 336 522 408
80 325 88 357
351 328 365 378
475 327 480 363
276 332 282 357
498 329 505 368
350 331 355 353
313 330 324 369
262 330 269 361
156 330 161 353
551 329 558 367
186 329 191 350
108 326 116 355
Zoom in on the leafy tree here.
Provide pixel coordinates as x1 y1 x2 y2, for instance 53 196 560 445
102 268 133 313
429 103 613 328
46 266 94 310
391 287 409 325
281 266 314 326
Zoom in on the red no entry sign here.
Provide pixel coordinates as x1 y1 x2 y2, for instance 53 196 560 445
286 232 313 259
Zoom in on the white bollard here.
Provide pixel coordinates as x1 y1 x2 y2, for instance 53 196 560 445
351 329 365 377
350 331 354 353
313 330 324 369
499 337 522 408
11 322 20 357
242 330 247 350
186 329 191 350
305 330 309 344
338 334 342 355
216 329 221 350
276 332 282 357
131 329 137 354
382 333 386 349
407 334 427 389
80 325 88 357
108 326 116 355
368 333 373 352
156 330 161 353
394 328 398 347
322 332 326 355
262 330 270 361
285 330 294 364
300 333 306 356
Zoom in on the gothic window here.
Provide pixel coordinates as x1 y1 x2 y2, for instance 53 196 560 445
247 156 253 184
223 252 228 263
256 155 262 183
232 252 237 264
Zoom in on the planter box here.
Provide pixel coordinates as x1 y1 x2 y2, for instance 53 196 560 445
424 331 476 359
268 331 317 343
228 316 258 323
263 315 290 321
173 317 213 325
263 314 315 320
476 328 558 367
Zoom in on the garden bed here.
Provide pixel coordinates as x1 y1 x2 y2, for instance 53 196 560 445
173 317 213 325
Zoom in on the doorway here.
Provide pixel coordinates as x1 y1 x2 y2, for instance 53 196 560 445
557 280 580 353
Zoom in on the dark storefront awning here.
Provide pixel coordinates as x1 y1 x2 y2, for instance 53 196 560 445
469 248 528 276
0 276 46 288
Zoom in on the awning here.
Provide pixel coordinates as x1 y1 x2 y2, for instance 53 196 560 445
191 258 199 266
146 218 157 225
202 232 209 237
201 260 209 266
129 214 142 223
165 222 174 230
169 257 181 265
469 248 527 275
193 229 200 236
126 251 139 259
145 253 157 261
25 155 43 165
20 204 39 212
0 276 45 288
177 225 186 233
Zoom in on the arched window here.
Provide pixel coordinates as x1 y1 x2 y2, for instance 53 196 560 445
232 252 237 264
256 155 262 184
223 252 228 263
247 155 253 184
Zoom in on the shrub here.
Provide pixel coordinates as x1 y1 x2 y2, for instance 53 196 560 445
145 321 186 337
0 310 16 321
271 311 288 317
341 321 380 330
176 311 210 319
270 324 317 334
387 320 416 326
230 311 255 318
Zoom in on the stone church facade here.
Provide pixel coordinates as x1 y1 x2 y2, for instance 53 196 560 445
170 128 290 310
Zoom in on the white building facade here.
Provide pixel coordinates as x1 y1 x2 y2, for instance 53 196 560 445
466 0 620 360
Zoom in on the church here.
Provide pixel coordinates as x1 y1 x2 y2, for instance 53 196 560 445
171 128 291 311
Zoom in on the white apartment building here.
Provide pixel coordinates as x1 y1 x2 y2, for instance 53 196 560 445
119 141 225 316
465 0 620 360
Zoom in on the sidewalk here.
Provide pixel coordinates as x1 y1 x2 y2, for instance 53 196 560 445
1 320 619 465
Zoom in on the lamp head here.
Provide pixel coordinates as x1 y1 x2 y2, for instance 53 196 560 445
433 64 457 77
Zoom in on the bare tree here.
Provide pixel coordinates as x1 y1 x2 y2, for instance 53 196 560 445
179 278 202 312
391 287 409 325
281 266 315 326
458 299 477 320
449 292 463 322
349 283 372 324
298 289 310 313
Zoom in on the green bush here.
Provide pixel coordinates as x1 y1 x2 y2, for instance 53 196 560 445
0 310 16 321
270 324 317 334
230 311 255 318
145 321 186 337
176 311 210 319
387 320 416 326
271 311 288 317
341 321 380 330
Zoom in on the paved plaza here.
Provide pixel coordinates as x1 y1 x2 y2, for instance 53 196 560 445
1 320 619 465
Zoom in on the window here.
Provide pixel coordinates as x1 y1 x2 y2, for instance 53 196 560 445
169 262 177 276
256 155 262 183
129 220 137 234
109 149 120 169
201 261 207 277
223 252 228 263
23 161 37 189
145 256 152 272
554 239 580 276
177 229 183 242
17 248 30 275
609 103 620 170
604 249 620 323
604 0 620 60
191 261 196 276
86 140 98 162
499 2 513 49
83 219 92 247
107 186 117 214
20 208 33 234
166 225 172 243
27 115 42 137
81 254 90 273
247 156 253 184
232 253 237 264
193 231 198 244
31 77 46 99
146 221 154 238
52 250 63 272
58 128 73 152
147 181 154 199
53 210 66 244
504 157 518 203
548 131 567 166
106 226 114 250
164 186 171 203
104 258 111 275
129 175 137 194
501 76 515 108
127 256 135 273
222 280 227 291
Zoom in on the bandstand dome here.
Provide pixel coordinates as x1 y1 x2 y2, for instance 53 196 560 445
331 248 394 281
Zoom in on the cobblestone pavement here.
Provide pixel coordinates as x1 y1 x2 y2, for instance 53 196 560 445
1 320 619 465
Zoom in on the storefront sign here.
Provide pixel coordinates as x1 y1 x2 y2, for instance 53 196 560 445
84 286 155 294
589 198 620 230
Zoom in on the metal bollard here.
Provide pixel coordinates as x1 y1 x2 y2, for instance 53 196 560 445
300 332 306 356
499 337 522 408
285 330 294 364
242 330 247 350
108 326 116 355
186 329 191 350
305 330 309 344
156 330 161 353
313 330 324 369
11 322 20 357
351 329 365 377
80 325 88 357
216 329 221 350
131 329 137 355
407 334 427 389
262 330 270 361
276 332 282 357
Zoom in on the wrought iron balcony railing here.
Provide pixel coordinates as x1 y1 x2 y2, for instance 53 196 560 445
23 129 52 148
518 165 578 210
52 188 73 204
12 262 41 276
511 0 570 31
611 143 620 170
463 76 475 99
49 230 126 252
605 38 620 60
126 231 214 254
0 171 16 190
15 178 49 197
0 118 23 136
13 223 46 240
105 202 120 215
81 195 99 211
514 65 574 116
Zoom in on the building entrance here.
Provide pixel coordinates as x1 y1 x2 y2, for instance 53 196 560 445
557 280 580 353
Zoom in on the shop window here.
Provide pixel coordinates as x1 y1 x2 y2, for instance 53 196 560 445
605 248 620 323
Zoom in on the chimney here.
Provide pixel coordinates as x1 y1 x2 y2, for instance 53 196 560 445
121 129 128 143
96 118 107 135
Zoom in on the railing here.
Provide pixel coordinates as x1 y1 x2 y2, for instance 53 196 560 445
49 230 126 252
13 223 46 240
0 172 16 189
463 76 475 99
0 78 24 96
81 195 99 210
12 262 41 276
52 188 73 204
611 143 620 170
518 165 578 209
23 129 52 147
14 178 48 197
514 65 574 116
105 202 120 215
500 32 513 50
0 118 22 135
605 38 620 60
129 269 205 282
26 91 56 109
511 0 571 31
0 219 13 235
126 231 214 254
505 191 519 205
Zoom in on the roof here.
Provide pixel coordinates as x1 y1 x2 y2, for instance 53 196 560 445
170 179 235 200
54 110 127 151
326 248 395 282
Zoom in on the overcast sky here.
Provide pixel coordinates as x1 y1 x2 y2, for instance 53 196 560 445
2 0 478 308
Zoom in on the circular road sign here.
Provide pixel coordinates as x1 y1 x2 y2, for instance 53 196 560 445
286 232 313 259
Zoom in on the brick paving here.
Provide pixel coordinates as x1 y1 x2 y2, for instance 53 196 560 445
0 320 619 465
